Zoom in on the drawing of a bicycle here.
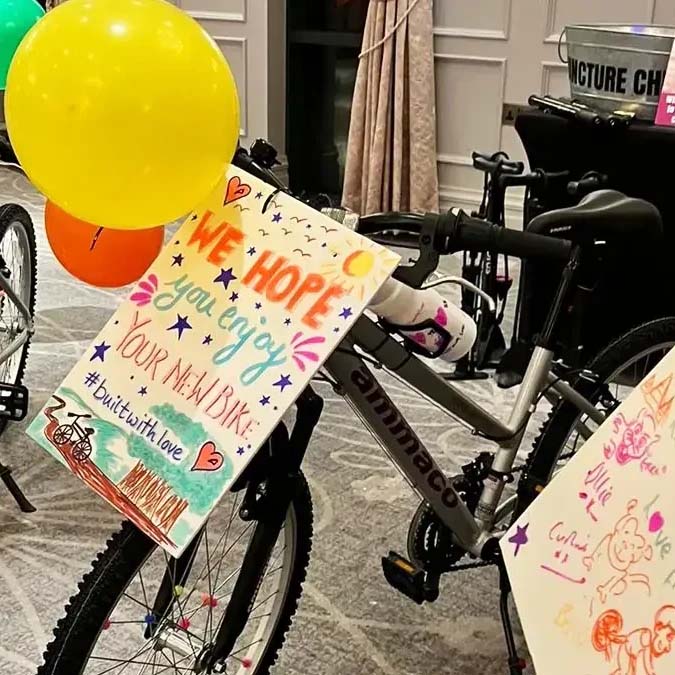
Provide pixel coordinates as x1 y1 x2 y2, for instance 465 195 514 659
53 412 95 463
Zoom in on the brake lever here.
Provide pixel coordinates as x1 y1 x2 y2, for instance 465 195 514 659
391 214 440 289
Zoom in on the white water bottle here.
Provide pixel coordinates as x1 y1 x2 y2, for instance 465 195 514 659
368 278 476 362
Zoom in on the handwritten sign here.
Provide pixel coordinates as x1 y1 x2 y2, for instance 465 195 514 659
655 41 675 126
503 350 675 674
27 167 400 556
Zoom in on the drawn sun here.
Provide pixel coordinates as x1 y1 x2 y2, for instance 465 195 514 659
320 240 397 299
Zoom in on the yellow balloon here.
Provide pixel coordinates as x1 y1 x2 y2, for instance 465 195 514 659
5 0 239 229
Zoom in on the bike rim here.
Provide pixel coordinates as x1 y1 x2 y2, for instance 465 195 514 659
493 340 675 528
76 493 297 674
554 340 675 464
0 219 31 385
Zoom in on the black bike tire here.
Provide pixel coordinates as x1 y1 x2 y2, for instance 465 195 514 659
0 203 37 434
523 317 675 497
37 471 314 675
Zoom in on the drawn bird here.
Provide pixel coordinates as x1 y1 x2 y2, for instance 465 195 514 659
305 235 316 242
232 204 250 212
258 229 270 237
293 248 311 258
267 198 281 210
321 225 337 233
282 228 292 235
291 216 307 223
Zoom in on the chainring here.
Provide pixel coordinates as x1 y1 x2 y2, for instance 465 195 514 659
406 453 493 573
406 477 478 572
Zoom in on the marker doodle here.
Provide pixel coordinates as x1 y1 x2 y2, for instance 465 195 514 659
592 606 675 675
583 500 652 607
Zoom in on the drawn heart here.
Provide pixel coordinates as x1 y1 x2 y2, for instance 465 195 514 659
224 176 252 206
435 307 448 327
649 511 665 532
191 441 224 472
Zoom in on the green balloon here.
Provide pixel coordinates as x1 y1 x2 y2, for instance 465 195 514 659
0 0 45 90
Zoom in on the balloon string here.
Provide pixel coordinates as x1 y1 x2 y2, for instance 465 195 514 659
90 227 104 251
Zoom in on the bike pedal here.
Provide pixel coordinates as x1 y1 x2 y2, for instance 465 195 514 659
382 551 427 605
0 383 29 421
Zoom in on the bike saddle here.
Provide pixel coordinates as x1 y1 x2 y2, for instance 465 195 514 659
526 190 663 244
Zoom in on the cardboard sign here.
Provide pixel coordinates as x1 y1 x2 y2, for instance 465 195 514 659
503 348 675 674
655 41 675 126
28 167 400 556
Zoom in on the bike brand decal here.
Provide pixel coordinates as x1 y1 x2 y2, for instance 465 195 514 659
350 366 458 509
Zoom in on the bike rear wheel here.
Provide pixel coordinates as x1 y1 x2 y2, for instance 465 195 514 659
519 317 675 514
38 472 313 675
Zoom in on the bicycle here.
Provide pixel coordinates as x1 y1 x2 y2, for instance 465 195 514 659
52 411 95 463
0 201 36 511
37 144 673 675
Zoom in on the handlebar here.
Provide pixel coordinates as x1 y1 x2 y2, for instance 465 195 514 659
358 210 572 261
472 151 524 176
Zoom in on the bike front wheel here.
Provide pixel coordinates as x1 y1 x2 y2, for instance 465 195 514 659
38 472 313 675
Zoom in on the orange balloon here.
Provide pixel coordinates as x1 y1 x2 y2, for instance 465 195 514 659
45 202 164 288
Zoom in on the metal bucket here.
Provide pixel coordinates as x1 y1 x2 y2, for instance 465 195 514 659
562 24 675 120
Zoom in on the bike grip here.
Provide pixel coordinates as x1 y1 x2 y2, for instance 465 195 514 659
437 211 572 261
471 151 524 175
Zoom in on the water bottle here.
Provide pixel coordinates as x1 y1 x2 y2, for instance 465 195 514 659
368 278 476 362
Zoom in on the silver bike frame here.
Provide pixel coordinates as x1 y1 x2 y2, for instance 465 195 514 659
324 314 603 558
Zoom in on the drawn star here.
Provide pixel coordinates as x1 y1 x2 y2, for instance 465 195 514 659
90 341 111 362
272 212 282 223
214 267 237 289
138 386 148 396
167 314 192 340
229 291 239 302
339 307 353 320
247 246 256 256
508 523 529 557
259 395 271 406
283 318 291 326
273 374 292 392
237 446 245 455
333 327 340 333
255 192 263 199
172 253 184 267
203 334 213 345
255 302 262 310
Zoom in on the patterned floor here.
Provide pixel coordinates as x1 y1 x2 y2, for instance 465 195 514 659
0 166 542 675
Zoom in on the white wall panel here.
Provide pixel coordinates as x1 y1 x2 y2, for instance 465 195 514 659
178 0 246 22
434 0 511 39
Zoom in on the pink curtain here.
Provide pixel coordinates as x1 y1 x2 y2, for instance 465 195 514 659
342 0 439 215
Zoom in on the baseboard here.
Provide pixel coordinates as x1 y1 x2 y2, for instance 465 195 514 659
439 186 524 229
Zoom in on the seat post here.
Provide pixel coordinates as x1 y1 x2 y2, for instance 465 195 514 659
536 246 581 350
